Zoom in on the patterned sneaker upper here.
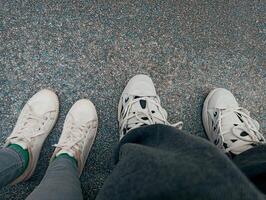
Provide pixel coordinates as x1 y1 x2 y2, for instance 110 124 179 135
52 99 98 176
203 88 265 155
118 75 182 139
5 89 59 184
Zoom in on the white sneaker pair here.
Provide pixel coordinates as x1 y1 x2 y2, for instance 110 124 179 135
5 90 98 184
118 75 265 154
6 75 181 185
5 75 264 185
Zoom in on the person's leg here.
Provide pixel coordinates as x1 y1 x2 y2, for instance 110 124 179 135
97 75 264 200
27 99 98 200
26 155 82 200
202 88 266 193
0 145 28 188
0 89 59 188
97 124 264 200
233 145 266 193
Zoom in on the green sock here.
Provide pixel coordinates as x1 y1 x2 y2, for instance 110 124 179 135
8 144 29 172
55 153 78 167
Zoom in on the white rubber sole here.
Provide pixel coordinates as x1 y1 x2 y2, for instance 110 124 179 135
202 88 221 142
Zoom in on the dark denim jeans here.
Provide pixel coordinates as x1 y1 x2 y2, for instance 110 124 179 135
0 148 82 200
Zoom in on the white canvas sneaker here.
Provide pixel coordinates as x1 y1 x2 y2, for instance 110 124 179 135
202 88 265 155
118 74 182 140
51 99 98 176
5 89 59 184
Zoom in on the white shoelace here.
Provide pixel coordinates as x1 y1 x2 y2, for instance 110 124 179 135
120 96 183 138
53 117 96 153
7 106 54 144
214 107 265 152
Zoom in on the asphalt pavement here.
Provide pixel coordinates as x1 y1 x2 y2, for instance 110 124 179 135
0 1 265 199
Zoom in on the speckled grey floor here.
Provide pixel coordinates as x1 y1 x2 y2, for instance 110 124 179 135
0 0 265 199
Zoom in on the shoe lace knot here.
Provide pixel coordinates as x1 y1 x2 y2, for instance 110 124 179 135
120 96 183 139
214 107 265 152
53 115 97 153
7 104 56 144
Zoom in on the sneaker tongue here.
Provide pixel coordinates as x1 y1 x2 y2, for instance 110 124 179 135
221 110 243 133
126 97 165 127
229 127 255 154
222 110 256 152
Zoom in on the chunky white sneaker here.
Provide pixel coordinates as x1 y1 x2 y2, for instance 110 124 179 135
51 99 98 176
5 89 59 184
202 88 265 155
118 74 182 140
